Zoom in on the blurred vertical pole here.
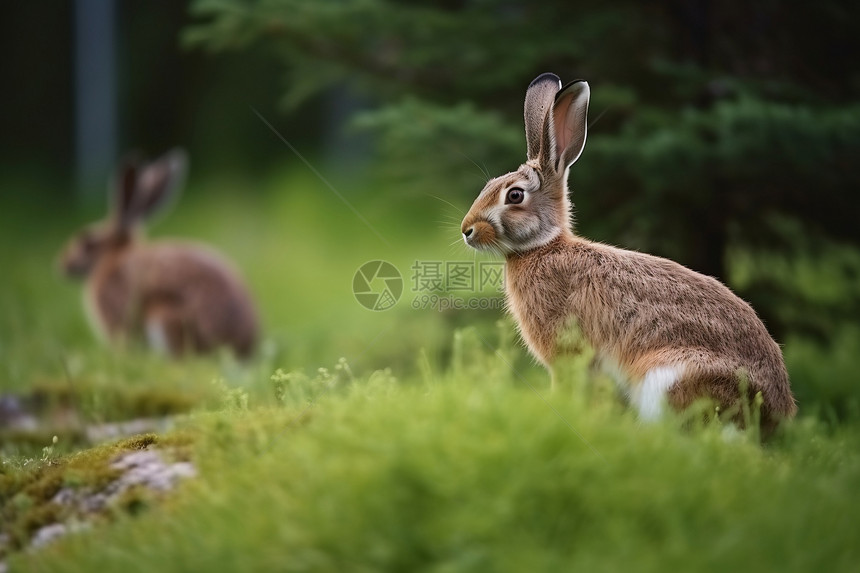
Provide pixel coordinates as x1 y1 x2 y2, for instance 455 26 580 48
74 0 117 200
323 90 372 186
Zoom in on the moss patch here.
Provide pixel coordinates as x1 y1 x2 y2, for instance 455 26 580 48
0 431 196 560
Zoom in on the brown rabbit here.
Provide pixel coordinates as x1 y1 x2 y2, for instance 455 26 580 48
461 73 796 430
59 149 258 358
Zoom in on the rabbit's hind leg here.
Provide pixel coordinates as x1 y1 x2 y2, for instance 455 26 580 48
144 305 192 358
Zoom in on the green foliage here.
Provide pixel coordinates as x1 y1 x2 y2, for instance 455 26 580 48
352 98 523 196
185 1 657 106
729 230 860 342
184 0 659 195
785 326 860 423
579 98 860 262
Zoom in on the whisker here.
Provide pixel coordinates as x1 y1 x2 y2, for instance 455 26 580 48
425 194 465 216
438 223 463 236
588 105 613 131
454 149 490 180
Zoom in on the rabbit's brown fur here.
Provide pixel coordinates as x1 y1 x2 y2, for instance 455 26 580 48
461 74 796 429
83 240 257 358
61 149 258 358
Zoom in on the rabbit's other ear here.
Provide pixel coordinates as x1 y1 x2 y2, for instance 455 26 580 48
552 80 590 172
129 148 188 224
524 73 562 163
112 152 143 228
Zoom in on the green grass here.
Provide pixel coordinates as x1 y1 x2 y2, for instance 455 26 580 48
2 170 860 571
9 347 860 572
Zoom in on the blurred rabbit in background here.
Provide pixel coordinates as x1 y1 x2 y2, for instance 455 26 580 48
59 149 259 359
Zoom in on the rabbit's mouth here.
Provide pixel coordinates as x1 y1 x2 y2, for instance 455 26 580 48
60 256 92 279
462 220 498 249
462 220 516 257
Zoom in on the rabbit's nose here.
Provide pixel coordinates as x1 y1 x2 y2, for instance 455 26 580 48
463 227 474 239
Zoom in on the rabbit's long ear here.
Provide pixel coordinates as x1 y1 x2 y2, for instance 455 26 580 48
524 73 562 163
126 148 188 226
552 80 590 172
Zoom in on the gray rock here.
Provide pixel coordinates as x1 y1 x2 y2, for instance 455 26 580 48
48 449 197 519
51 487 76 506
19 447 197 561
108 450 197 495
30 523 67 549
0 394 38 431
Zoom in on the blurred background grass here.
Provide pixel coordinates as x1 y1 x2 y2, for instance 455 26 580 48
2 0 858 424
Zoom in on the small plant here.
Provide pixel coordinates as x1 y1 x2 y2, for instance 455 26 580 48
40 435 59 462
271 358 357 408
211 378 249 411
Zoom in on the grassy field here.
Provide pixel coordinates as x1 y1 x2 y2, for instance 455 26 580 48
2 171 859 571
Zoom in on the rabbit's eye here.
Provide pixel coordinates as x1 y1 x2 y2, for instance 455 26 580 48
505 187 524 205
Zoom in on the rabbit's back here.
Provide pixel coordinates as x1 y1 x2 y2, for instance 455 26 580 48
506 235 794 417
88 241 258 357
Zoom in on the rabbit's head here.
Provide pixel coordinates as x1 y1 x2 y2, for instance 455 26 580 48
59 149 187 278
461 74 589 255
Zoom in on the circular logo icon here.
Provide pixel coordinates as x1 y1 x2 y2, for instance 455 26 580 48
353 260 403 311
